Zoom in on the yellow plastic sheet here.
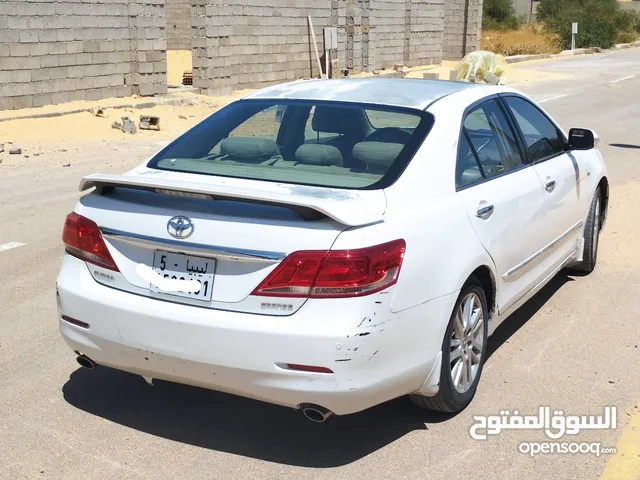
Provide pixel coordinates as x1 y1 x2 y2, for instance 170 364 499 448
456 51 507 84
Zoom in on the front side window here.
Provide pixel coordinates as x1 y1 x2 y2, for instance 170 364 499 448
502 96 566 163
149 100 433 190
456 99 523 189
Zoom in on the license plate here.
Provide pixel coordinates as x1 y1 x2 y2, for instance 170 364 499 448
150 251 215 301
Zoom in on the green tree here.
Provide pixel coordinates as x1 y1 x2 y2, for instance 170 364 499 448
536 0 635 49
483 0 522 30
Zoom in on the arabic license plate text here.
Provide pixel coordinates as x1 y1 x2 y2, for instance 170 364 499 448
151 251 215 301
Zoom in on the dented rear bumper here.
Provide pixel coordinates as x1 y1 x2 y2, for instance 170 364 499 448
57 254 454 415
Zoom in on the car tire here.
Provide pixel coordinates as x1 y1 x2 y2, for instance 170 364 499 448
568 188 601 275
410 277 489 413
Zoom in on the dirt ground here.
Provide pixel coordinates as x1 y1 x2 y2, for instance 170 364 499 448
166 50 193 86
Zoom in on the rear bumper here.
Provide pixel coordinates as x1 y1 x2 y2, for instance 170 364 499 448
57 255 455 415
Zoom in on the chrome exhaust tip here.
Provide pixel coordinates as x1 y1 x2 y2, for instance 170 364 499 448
76 354 96 369
300 404 333 423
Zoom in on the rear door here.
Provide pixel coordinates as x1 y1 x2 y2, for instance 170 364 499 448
455 98 547 313
501 95 587 269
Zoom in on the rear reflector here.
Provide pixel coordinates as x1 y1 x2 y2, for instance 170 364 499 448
285 364 334 374
61 315 90 329
252 239 406 298
62 212 119 271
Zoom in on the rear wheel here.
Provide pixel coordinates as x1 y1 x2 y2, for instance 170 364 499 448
569 188 601 274
410 278 489 413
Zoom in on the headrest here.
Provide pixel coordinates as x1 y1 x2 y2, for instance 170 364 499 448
295 144 343 166
352 141 404 171
220 137 280 162
311 106 364 135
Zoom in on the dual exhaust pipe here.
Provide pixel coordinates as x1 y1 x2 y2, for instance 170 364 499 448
76 355 334 423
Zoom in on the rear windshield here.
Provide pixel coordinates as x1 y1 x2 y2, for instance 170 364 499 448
148 100 434 189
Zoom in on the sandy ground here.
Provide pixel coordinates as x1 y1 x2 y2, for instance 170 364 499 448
166 50 193 86
0 56 569 150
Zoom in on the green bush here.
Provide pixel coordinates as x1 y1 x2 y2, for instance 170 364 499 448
536 0 638 49
483 0 522 31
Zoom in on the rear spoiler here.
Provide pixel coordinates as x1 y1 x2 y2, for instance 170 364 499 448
79 173 386 227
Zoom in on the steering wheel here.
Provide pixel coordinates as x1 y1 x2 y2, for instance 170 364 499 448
364 127 413 144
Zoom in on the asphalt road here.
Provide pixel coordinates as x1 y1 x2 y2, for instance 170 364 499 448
1 49 640 480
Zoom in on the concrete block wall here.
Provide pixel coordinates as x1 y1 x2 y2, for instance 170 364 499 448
167 0 192 50
191 0 480 96
443 0 483 60
0 0 167 111
369 0 407 70
409 0 446 66
191 0 331 96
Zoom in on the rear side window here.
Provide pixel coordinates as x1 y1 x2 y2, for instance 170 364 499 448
502 96 566 163
456 99 523 189
149 100 433 190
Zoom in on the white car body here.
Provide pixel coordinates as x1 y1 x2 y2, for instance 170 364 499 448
57 79 608 417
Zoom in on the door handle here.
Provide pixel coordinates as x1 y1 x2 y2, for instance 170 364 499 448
476 205 494 219
545 180 556 192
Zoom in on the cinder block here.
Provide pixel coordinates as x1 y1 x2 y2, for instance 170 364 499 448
138 63 153 74
0 30 20 43
51 92 71 105
77 77 96 90
49 67 70 80
19 56 41 69
13 95 35 110
2 83 24 97
68 90 88 102
39 55 59 68
0 98 15 111
23 82 43 96
83 41 102 53
101 87 122 99
19 30 40 43
33 94 53 108
48 43 67 55
66 42 85 54
10 70 32 83
10 44 31 57
39 30 58 43
7 16 28 30
59 54 78 67
32 69 52 82
70 53 89 66
29 43 49 57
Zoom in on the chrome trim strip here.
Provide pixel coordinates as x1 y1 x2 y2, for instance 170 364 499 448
101 228 286 263
498 249 577 322
503 221 583 279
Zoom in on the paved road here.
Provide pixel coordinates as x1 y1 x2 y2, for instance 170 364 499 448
1 49 640 480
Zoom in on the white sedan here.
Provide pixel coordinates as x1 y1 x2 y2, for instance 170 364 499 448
57 78 608 422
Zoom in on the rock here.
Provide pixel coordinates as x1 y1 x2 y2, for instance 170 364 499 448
0 144 4 153
178 115 187 120
112 117 137 134
9 147 22 154
89 106 105 117
62 162 71 167
121 116 137 134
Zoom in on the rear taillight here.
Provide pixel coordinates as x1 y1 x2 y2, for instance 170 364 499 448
252 239 406 298
62 212 119 271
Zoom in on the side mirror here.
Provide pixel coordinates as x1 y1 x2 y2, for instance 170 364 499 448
568 128 599 150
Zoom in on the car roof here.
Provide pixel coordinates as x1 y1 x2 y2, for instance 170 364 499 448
242 78 488 110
